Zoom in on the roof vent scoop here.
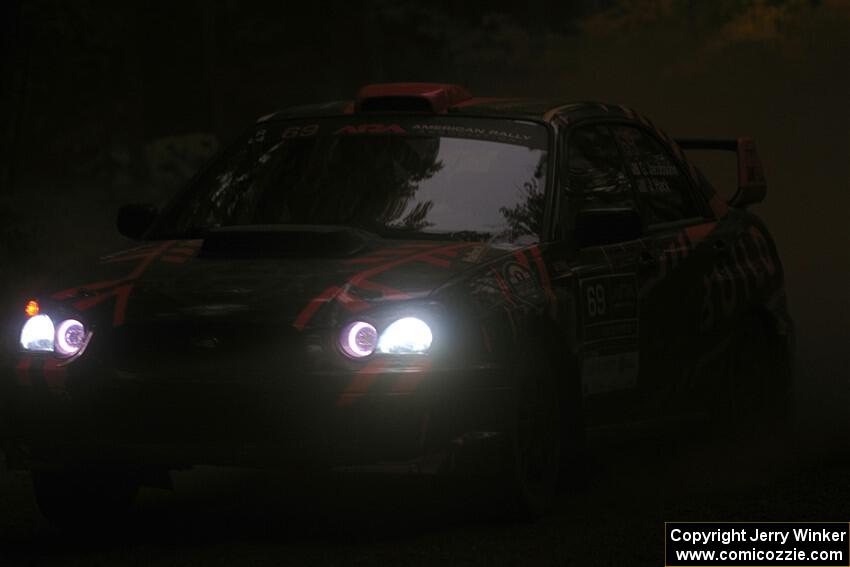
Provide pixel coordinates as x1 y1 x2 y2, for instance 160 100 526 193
355 83 472 114
199 225 370 259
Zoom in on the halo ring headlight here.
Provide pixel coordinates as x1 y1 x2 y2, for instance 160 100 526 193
55 319 86 357
340 321 378 359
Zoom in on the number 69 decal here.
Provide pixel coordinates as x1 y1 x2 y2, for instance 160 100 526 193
579 274 639 343
580 274 637 324
281 124 319 138
586 283 607 319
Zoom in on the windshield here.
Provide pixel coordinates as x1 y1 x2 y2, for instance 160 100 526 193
151 117 549 244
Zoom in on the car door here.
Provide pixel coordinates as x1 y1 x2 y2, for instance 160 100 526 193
609 123 720 416
557 123 651 426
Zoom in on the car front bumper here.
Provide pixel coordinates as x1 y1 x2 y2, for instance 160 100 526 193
0 356 514 474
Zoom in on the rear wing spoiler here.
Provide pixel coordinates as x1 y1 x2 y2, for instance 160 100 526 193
675 137 767 208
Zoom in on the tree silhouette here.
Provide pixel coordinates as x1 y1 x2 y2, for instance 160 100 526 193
498 154 547 241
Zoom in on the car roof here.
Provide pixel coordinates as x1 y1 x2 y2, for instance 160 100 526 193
257 83 640 125
256 83 730 220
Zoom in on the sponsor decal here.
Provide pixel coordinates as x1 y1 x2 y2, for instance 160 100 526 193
411 123 533 144
334 123 405 135
579 273 640 395
699 226 778 332
266 117 547 148
581 351 639 395
502 262 543 305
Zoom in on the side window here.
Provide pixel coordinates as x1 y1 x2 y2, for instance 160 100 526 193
612 125 700 224
565 125 635 212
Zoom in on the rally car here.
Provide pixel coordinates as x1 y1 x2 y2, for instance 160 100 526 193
0 83 793 524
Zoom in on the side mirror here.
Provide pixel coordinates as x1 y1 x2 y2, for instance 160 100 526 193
117 203 158 239
728 137 766 208
574 208 642 248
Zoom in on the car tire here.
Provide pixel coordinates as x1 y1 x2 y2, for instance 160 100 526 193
31 469 139 529
559 355 587 487
494 345 563 519
722 314 793 435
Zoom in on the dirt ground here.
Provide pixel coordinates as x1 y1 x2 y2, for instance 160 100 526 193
1 395 847 567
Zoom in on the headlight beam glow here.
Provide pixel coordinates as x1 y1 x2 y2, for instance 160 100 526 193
377 317 433 355
19 314 55 352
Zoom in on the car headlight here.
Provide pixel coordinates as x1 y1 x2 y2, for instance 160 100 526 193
338 316 434 358
55 319 86 356
19 309 89 357
339 321 378 358
20 314 55 352
377 317 432 355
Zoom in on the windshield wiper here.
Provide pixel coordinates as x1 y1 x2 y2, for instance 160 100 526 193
375 227 494 242
442 230 494 242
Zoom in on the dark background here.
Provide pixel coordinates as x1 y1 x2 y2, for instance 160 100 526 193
0 1 848 564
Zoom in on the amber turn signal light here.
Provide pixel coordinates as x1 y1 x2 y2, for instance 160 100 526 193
25 300 39 318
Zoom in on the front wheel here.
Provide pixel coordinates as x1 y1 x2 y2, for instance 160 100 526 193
495 348 563 519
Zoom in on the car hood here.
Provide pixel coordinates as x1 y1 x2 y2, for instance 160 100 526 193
44 227 516 332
